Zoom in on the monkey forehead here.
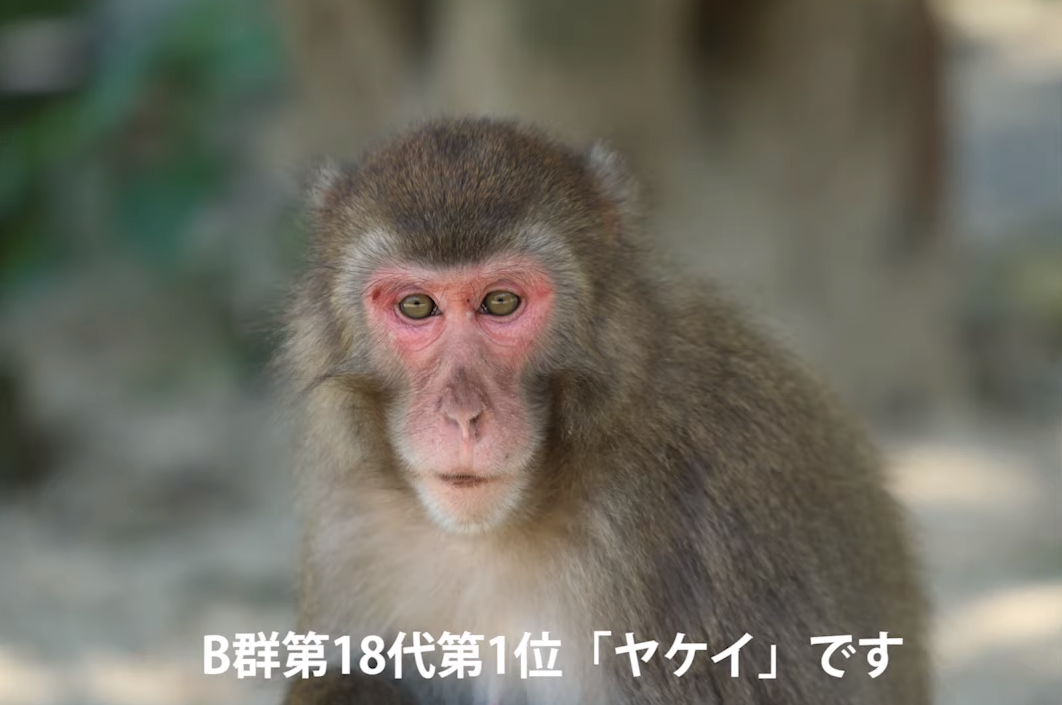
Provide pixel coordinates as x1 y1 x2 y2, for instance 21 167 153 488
348 119 610 264
334 224 591 319
363 257 555 298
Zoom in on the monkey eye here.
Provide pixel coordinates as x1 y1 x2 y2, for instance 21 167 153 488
398 293 437 319
481 290 520 316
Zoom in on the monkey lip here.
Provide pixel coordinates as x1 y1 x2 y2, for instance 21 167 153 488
435 473 494 489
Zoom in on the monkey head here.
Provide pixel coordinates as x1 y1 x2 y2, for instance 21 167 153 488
292 119 646 535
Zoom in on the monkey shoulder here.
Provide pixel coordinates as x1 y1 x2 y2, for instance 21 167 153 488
630 288 886 536
649 290 859 440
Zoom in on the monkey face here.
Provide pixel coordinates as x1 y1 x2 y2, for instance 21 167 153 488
301 120 631 535
362 256 556 534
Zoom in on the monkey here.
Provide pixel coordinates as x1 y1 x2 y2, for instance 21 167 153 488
277 118 930 705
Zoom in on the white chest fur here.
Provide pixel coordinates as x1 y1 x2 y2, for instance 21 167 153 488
306 484 611 705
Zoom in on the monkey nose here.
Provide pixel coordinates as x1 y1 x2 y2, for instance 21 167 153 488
442 405 484 442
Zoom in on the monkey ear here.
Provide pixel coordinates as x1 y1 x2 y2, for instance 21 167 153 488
305 160 341 212
586 141 641 237
302 158 344 211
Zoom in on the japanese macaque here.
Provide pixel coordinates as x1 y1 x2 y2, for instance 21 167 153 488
279 119 929 705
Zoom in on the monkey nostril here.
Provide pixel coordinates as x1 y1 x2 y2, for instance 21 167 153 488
443 407 485 438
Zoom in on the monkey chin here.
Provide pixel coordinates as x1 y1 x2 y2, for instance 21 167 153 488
414 472 527 536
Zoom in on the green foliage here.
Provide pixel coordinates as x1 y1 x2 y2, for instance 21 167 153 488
0 0 284 294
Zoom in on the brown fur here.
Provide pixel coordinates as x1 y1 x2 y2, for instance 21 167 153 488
279 118 930 704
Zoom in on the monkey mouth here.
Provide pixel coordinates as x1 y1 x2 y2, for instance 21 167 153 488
435 474 493 489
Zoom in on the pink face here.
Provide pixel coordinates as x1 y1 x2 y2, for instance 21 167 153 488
363 257 556 533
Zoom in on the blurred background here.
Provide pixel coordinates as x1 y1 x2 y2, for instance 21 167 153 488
0 0 1058 703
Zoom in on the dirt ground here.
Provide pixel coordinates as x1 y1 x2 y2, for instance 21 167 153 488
0 1 1059 703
